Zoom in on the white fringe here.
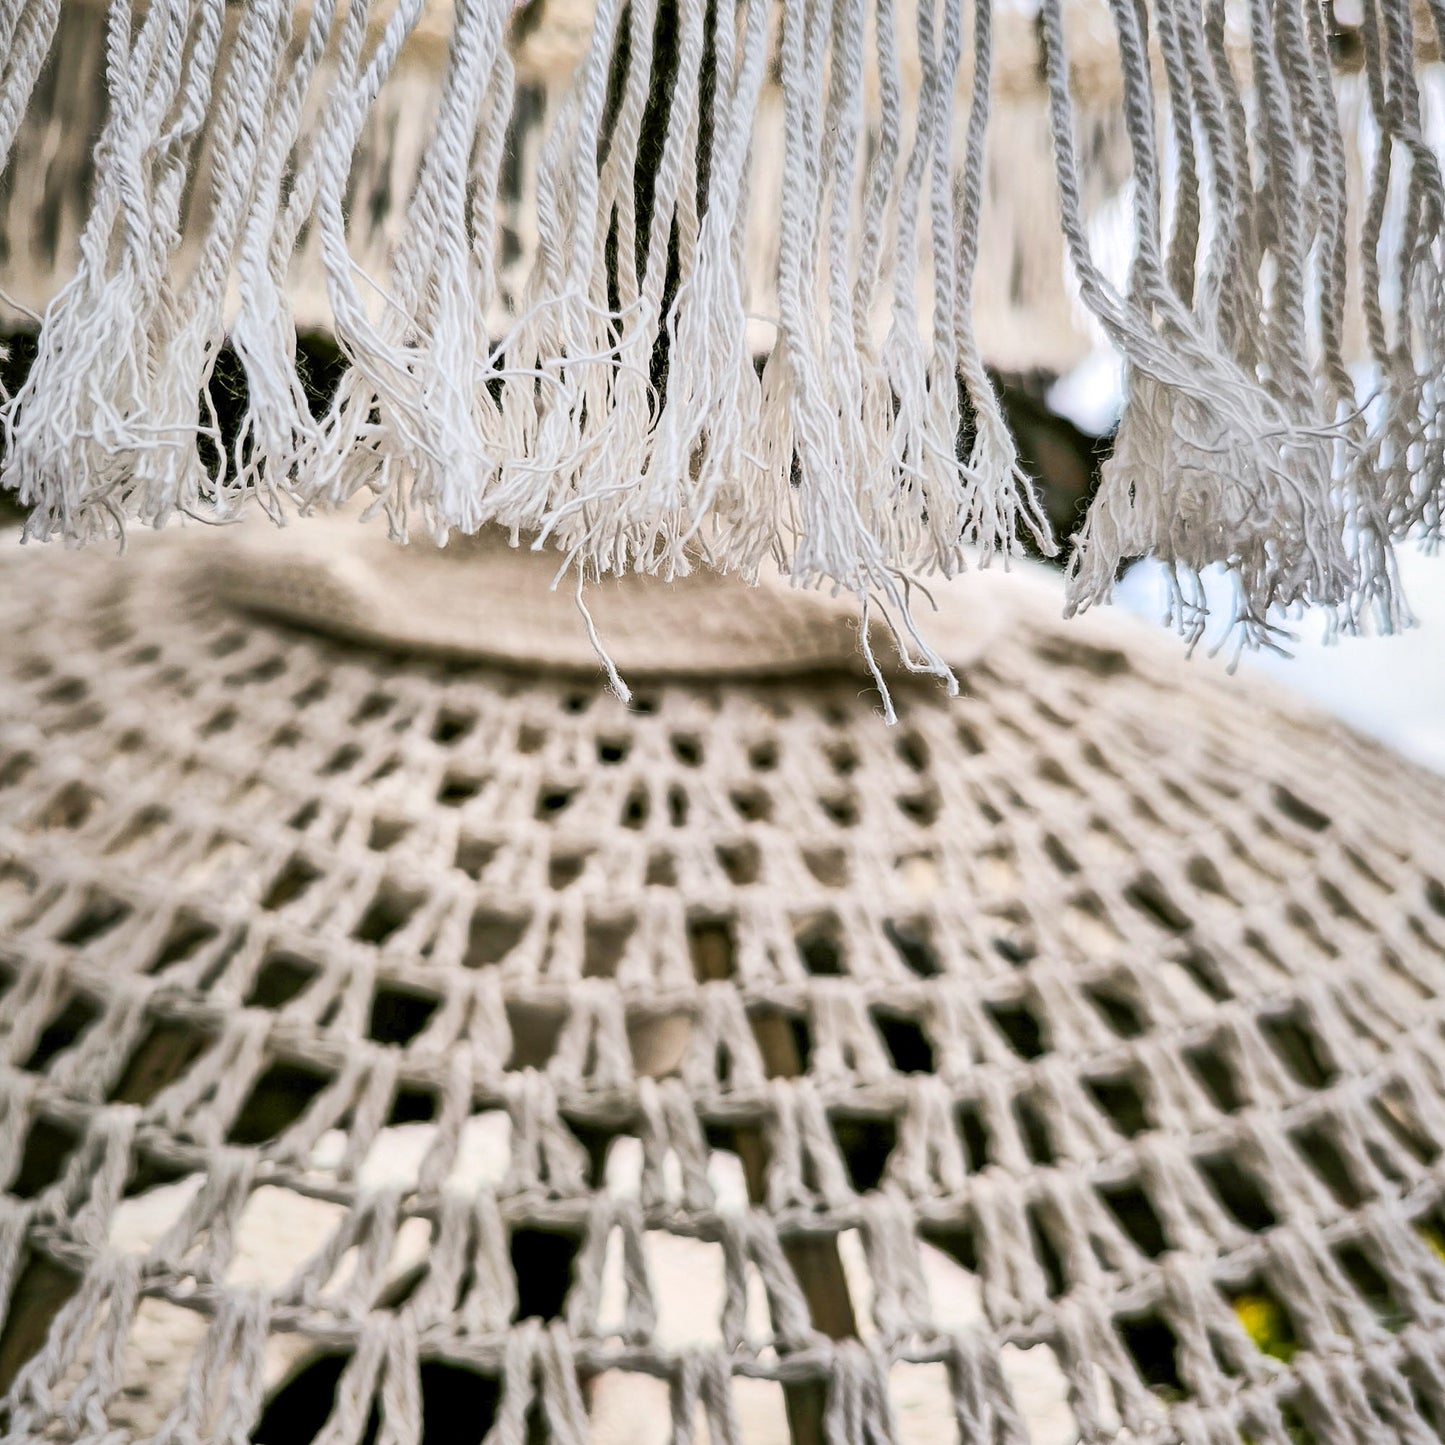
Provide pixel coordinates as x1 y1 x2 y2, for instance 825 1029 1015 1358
1046 0 1442 645
1 0 1443 652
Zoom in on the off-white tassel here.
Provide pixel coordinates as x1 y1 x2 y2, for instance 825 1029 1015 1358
2 0 1444 658
228 0 345 518
1042 0 1403 649
7 0 227 540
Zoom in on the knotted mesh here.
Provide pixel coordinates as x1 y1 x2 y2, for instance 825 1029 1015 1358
1 531 1445 1443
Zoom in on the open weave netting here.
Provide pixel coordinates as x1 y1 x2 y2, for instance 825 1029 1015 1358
2 0 1445 660
3 523 1445 1443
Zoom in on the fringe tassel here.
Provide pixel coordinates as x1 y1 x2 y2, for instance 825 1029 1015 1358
1 0 1443 652
1049 0 1442 647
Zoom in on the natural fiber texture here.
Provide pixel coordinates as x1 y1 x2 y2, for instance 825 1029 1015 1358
1 0 1444 654
207 516 1010 685
4 525 1445 1442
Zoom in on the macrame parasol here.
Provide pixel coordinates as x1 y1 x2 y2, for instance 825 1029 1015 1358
4 0 1445 1440
0 521 1444 1443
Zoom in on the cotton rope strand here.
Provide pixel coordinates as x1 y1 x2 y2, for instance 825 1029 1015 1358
1 0 1444 661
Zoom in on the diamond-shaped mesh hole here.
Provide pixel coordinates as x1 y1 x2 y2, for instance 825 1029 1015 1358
671 735 703 767
1028 1205 1067 1297
511 1226 581 1321
883 918 940 978
1292 1122 1366 1209
716 840 760 886
454 836 496 879
247 954 318 1010
1173 943 1232 1001
535 786 576 820
687 917 736 982
1223 1276 1299 1363
1086 1073 1150 1138
985 998 1046 1059
1198 1154 1277 1232
1117 1312 1184 1398
354 884 423 946
1014 1094 1054 1165
10 1116 80 1199
432 708 475 745
505 1002 564 1070
1260 1011 1337 1090
833 1113 896 1192
1271 784 1331 833
795 915 844 976
32 780 98 832
110 1021 211 1105
104 804 170 856
464 909 528 968
897 790 938 825
261 856 322 912
22 994 101 1073
438 773 483 807
921 1224 979 1277
57 890 131 946
0 1255 79 1395
1373 1083 1439 1163
368 987 439 1047
1084 980 1147 1038
0 751 34 789
583 916 634 978
956 1102 991 1170
388 1085 438 1125
751 1007 812 1078
548 851 587 890
1124 874 1192 934
731 787 772 823
874 1012 934 1073
749 740 781 771
368 816 411 852
802 845 848 888
596 736 630 765
1333 1242 1402 1328
229 1061 330 1146
321 744 362 777
147 912 220 974
1099 1179 1168 1258
1186 1037 1245 1113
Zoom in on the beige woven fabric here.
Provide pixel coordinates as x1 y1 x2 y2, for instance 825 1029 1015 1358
207 515 1011 679
3 528 1445 1443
